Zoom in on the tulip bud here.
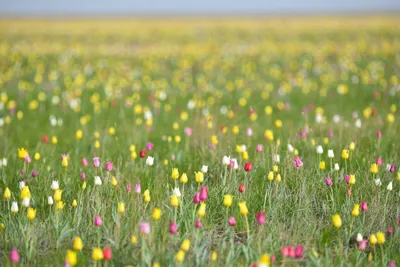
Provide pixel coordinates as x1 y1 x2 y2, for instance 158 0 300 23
325 177 332 186
228 216 236 226
199 186 208 201
170 221 178 234
256 212 266 225
193 193 200 204
195 219 202 229
238 184 245 193
103 247 112 261
94 215 102 227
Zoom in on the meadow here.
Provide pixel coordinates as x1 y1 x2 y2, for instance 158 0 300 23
0 17 399 266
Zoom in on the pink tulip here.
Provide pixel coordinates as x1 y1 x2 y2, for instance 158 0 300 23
105 161 113 171
344 175 350 184
281 246 290 257
94 215 102 227
288 246 295 257
126 184 131 192
21 169 25 175
376 157 383 165
146 142 154 151
328 130 334 137
295 245 304 258
25 155 31 163
325 177 332 186
246 128 253 137
387 225 393 236
10 249 20 263
390 165 396 173
31 170 38 177
256 212 266 225
256 144 263 153
294 156 303 168
228 160 235 168
361 202 368 211
193 193 200 204
93 157 100 168
347 188 351 196
80 172 86 180
389 261 397 267
228 216 236 226
377 130 382 139
271 255 276 262
140 222 150 234
199 186 208 201
135 181 141 194
81 158 88 166
169 221 178 234
358 240 367 250
184 127 192 136
195 219 202 229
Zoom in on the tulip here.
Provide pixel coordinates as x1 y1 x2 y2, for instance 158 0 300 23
180 173 188 184
135 181 141 193
125 183 131 192
319 161 326 170
387 181 393 191
344 175 350 184
222 156 231 166
288 246 295 257
31 170 38 177
228 216 236 226
195 172 204 183
22 197 30 208
73 236 83 251
356 233 363 242
170 221 178 234
3 187 11 200
143 189 151 203
172 187 181 197
65 250 77 266
316 145 323 154
54 189 62 202
325 177 332 186
375 179 382 186
341 149 349 160
369 234 377 245
139 150 146 158
94 215 102 226
172 168 179 180
195 219 202 229
389 261 396 267
10 249 20 263
267 171 274 181
80 172 86 180
334 163 340 171
239 202 248 216
352 204 360 217
184 127 192 136
223 195 233 207
11 201 18 214
198 203 206 217
81 158 88 166
176 250 185 263
152 207 161 221
201 165 208 173
20 186 31 199
370 163 379 174
51 180 59 190
244 162 252 172
193 193 200 204
390 165 396 173
140 222 151 234
295 245 304 258
256 212 266 225
92 248 104 261
94 176 102 185
294 156 303 168
105 161 113 171
256 144 263 152
145 156 154 166
181 239 190 252
287 144 294 152
358 240 367 250
27 207 36 221
273 154 280 163
281 246 290 257
328 149 334 158
376 232 385 245
170 195 179 207
238 184 245 193
146 142 154 151
376 157 383 165
387 226 393 235
332 214 342 228
103 247 112 260
199 186 208 201
93 157 100 168
48 196 54 205
118 202 125 213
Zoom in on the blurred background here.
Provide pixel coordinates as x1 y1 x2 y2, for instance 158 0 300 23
1 0 400 15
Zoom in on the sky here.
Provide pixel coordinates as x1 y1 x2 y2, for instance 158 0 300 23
0 0 400 15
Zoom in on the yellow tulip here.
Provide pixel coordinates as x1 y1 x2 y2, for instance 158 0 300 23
27 207 36 221
180 173 188 184
73 236 84 251
170 195 179 207
152 207 161 221
118 202 125 213
223 195 233 208
175 250 185 263
172 168 179 180
65 250 77 266
351 204 360 217
195 172 204 184
239 202 248 216
369 234 377 245
181 239 191 252
332 214 342 228
376 232 385 245
92 248 104 261
54 189 62 202
198 203 206 217
4 187 11 200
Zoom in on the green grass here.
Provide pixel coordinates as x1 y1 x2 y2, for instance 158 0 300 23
0 17 399 266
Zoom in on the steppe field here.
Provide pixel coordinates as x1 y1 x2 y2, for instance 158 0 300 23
0 17 399 266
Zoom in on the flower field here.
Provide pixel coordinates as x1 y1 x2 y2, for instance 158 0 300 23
0 17 399 266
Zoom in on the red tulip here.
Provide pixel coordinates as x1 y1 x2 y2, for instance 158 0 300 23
361 202 368 211
103 247 112 260
42 135 49 143
238 184 245 193
294 245 304 258
139 150 146 158
244 162 252 172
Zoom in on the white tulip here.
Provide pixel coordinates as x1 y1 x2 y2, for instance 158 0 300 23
48 196 54 205
11 201 19 213
273 154 280 163
201 165 208 173
334 163 340 171
387 181 393 191
172 187 181 197
22 197 30 207
232 158 239 170
355 119 362 128
327 150 334 158
146 156 154 166
19 181 26 190
222 156 231 166
287 144 294 153
356 233 363 243
375 179 382 186
94 176 102 186
316 145 323 154
51 180 59 190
